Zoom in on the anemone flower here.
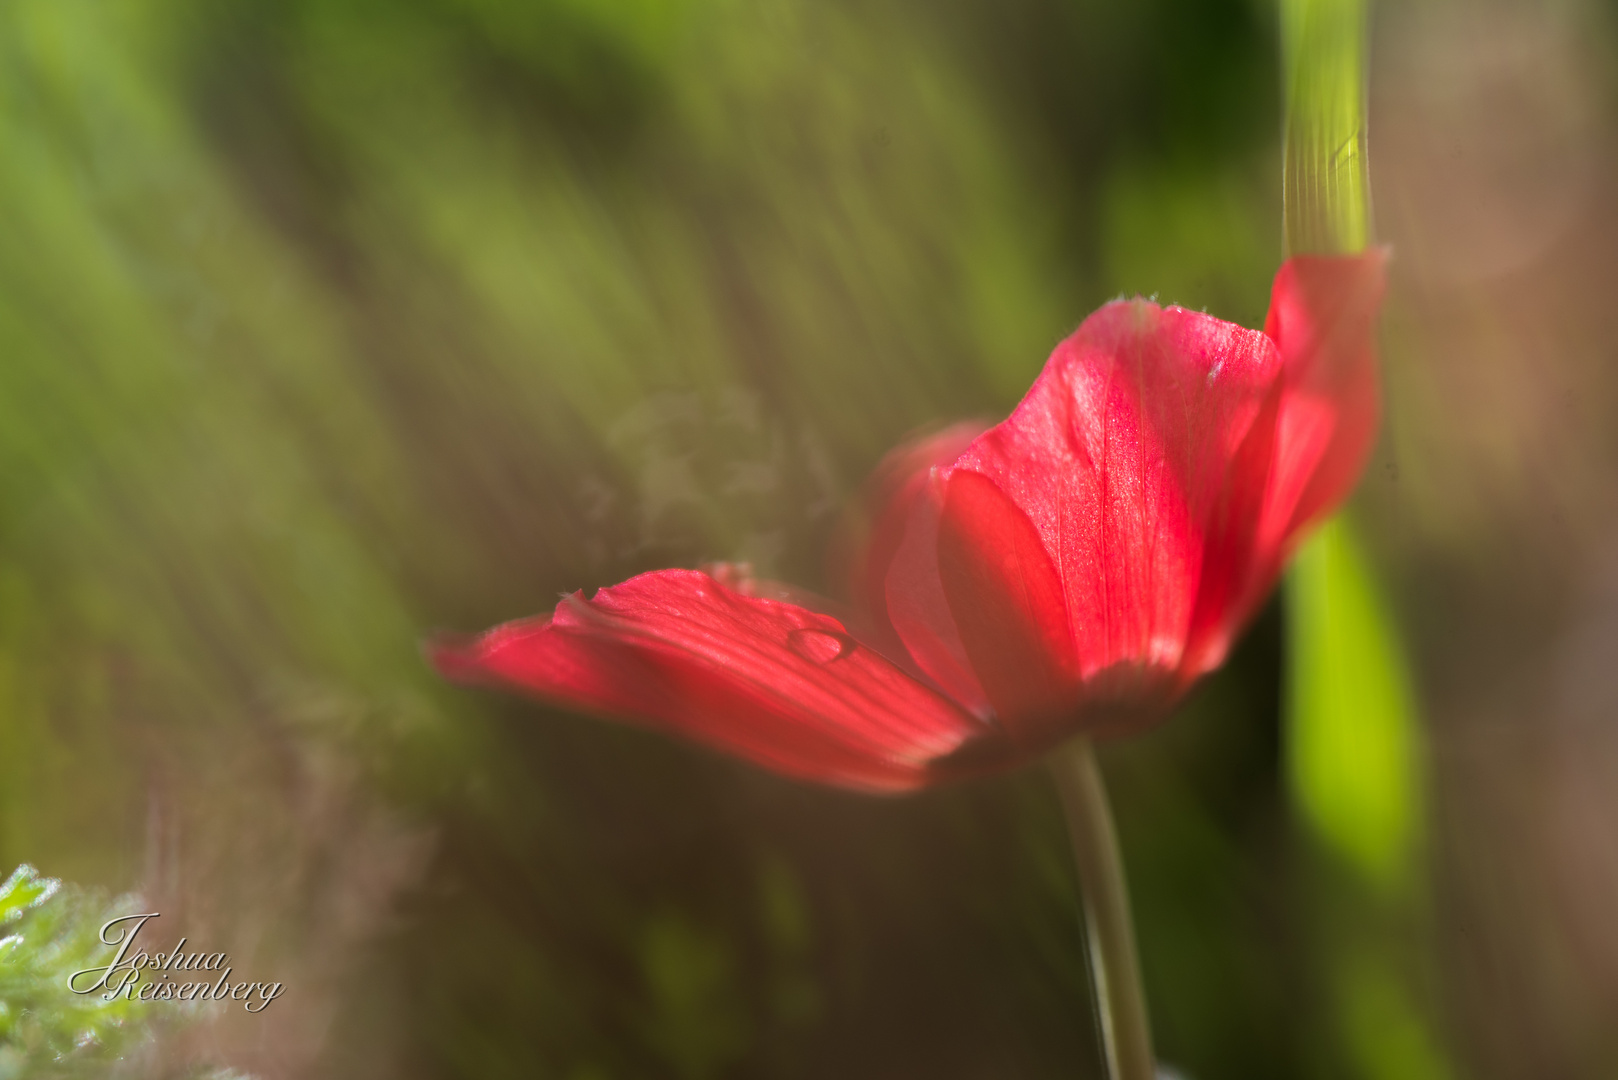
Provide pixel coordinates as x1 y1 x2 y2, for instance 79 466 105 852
432 250 1385 1080
432 252 1386 792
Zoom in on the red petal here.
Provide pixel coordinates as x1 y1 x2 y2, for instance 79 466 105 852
936 468 1079 744
883 468 993 716
944 300 1284 731
1259 251 1388 555
842 421 989 652
431 569 986 792
1178 375 1283 679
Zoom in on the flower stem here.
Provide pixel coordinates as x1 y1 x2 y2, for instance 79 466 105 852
1049 737 1154 1080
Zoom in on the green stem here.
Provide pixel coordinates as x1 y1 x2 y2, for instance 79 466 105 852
1049 737 1154 1080
1282 0 1371 256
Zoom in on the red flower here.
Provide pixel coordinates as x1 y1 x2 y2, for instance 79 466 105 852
432 253 1386 792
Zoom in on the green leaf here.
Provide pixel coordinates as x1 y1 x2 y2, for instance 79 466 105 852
0 866 58 927
1286 518 1422 892
0 868 154 1071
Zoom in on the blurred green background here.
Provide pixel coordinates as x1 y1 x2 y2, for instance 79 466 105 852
3 0 1618 1076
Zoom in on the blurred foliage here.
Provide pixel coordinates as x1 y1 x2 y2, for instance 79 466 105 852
0 864 236 1079
0 0 1457 1076
0 864 144 1076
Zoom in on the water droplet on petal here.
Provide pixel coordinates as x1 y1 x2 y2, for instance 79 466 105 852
787 627 854 664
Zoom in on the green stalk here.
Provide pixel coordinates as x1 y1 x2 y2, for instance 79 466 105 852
1282 0 1371 256
1283 5 1454 1076
1049 738 1154 1080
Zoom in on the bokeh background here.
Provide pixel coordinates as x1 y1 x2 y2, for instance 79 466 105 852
1 0 1616 1076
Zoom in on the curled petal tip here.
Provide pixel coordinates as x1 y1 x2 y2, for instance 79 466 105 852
424 630 483 683
425 617 555 684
